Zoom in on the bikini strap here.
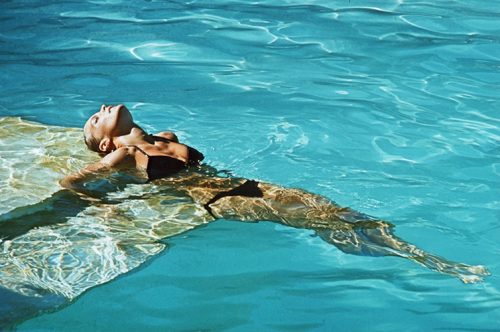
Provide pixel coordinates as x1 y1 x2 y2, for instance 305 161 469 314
126 145 150 157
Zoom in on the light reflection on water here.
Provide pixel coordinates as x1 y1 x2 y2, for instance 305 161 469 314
1 0 499 330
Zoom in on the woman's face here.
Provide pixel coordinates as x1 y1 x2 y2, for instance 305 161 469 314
84 104 133 142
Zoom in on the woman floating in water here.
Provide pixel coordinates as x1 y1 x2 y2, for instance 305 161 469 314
59 104 489 284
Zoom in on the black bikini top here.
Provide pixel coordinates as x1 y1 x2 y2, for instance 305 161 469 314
130 144 204 181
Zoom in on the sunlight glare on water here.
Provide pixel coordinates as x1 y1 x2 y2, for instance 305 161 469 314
0 0 499 330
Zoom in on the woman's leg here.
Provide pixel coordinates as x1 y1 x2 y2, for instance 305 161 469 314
315 221 489 283
173 174 489 283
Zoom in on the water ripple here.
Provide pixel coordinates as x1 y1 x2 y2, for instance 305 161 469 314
2 0 500 329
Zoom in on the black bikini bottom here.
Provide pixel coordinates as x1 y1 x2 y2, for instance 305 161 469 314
203 180 263 217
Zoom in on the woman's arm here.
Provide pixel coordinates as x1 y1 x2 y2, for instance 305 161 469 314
59 147 131 193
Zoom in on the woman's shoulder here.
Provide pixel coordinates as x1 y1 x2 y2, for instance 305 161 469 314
155 131 179 143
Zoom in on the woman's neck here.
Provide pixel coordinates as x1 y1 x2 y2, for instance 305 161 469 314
112 125 151 148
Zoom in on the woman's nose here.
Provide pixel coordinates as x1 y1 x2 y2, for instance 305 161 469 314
100 104 106 112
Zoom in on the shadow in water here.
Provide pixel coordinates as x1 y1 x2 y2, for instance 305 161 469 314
0 287 66 330
0 190 90 241
0 177 134 241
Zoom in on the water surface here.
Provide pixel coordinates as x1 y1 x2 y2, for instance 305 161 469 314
1 0 499 330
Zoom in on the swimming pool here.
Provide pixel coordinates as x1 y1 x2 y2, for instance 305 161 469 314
1 0 499 330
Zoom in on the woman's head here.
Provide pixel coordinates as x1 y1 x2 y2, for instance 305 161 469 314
83 104 133 153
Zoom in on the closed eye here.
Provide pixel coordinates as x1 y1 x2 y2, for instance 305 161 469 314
92 115 99 125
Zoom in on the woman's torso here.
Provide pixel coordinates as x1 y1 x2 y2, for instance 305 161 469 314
124 135 204 180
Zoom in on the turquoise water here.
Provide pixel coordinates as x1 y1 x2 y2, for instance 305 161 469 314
1 0 499 330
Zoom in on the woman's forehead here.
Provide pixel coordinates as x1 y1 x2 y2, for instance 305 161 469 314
83 116 93 134
84 111 98 128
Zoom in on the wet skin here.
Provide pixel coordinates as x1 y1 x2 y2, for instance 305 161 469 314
55 104 492 283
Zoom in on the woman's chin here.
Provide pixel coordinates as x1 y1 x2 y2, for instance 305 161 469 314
115 110 134 135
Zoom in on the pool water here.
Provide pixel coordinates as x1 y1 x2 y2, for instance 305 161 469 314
1 0 499 330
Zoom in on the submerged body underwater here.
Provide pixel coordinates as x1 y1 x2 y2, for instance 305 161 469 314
1 0 499 330
0 117 489 302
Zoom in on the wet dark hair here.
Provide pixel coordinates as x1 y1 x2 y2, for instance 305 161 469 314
83 132 101 153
